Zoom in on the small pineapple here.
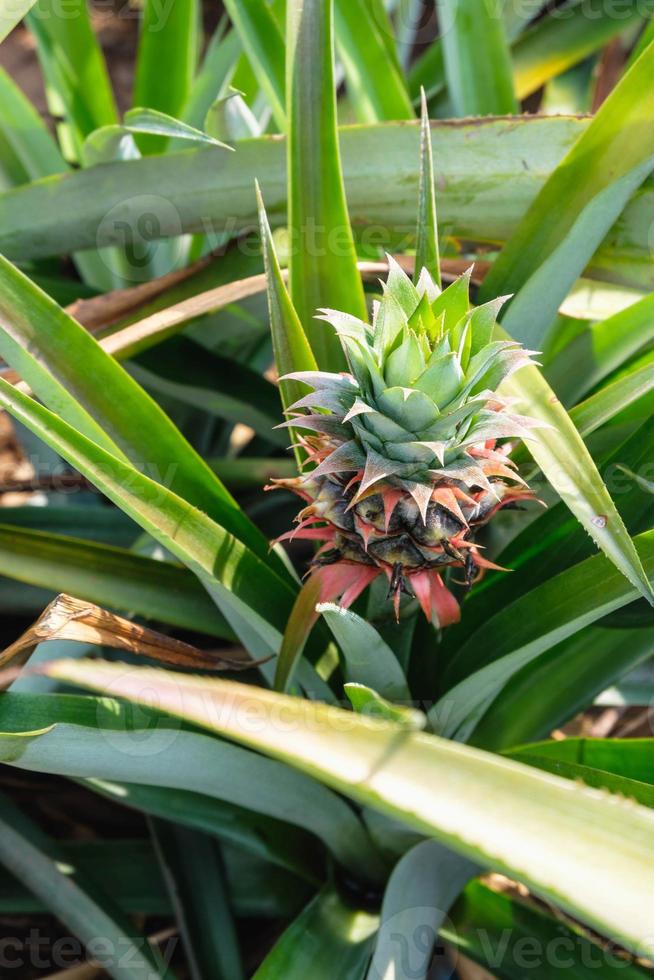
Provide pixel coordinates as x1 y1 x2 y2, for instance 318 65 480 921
270 259 540 626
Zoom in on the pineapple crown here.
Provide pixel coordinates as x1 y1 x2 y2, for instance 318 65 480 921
281 258 540 509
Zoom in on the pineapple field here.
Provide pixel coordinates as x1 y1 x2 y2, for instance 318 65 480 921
0 0 653 976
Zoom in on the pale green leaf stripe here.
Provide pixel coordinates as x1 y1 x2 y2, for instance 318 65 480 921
334 0 414 123
286 0 367 370
480 39 654 345
0 255 278 569
254 888 378 979
39 658 654 959
0 0 36 43
499 329 654 606
439 0 517 116
0 524 233 638
367 840 478 980
0 694 384 879
434 531 654 744
0 378 299 646
222 0 286 129
0 792 175 979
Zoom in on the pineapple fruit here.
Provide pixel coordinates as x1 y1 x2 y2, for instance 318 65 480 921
270 259 540 627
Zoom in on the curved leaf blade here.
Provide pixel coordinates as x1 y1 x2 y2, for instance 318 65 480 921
286 0 367 370
39 657 654 959
498 330 654 607
480 39 654 345
0 256 278 567
439 0 517 116
367 840 478 980
0 692 382 878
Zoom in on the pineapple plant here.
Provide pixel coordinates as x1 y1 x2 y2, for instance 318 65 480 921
270 260 541 626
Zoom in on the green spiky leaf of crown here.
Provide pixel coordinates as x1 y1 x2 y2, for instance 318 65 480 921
270 259 542 626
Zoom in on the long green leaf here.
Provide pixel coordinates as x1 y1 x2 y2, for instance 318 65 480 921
415 90 440 287
124 106 230 147
0 378 299 653
0 791 176 979
180 21 241 129
276 575 323 693
0 692 383 877
334 0 414 122
222 0 286 129
0 826 309 920
0 524 233 638
319 603 410 702
40 657 654 958
439 0 517 116
470 627 654 751
130 337 286 445
546 292 654 403
0 256 276 565
88 779 322 883
0 839 171 916
0 117 647 277
463 416 654 630
569 360 654 437
150 821 243 980
410 1 644 106
499 328 654 606
286 0 367 370
0 66 65 183
512 0 647 100
447 878 652 980
133 0 199 151
507 738 654 809
257 182 318 417
434 532 654 742
27 0 117 155
480 39 654 345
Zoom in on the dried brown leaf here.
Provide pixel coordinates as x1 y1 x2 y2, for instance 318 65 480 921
0 593 257 677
